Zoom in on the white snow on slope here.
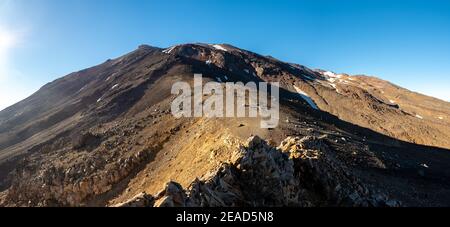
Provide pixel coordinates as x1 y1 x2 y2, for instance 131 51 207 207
389 100 396 104
97 98 102 103
416 114 423 119
77 85 88 93
342 80 352 85
111 84 119 90
323 71 336 77
324 71 342 78
438 116 444 120
206 60 212 65
162 45 177 54
327 77 337 83
211 44 228 52
322 71 344 83
14 111 24 118
328 83 340 93
294 86 319 110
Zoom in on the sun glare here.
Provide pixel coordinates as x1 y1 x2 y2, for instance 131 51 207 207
0 27 16 55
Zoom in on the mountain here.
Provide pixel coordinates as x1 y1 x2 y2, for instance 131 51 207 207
0 43 449 207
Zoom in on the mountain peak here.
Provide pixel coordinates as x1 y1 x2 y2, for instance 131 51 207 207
1 42 450 207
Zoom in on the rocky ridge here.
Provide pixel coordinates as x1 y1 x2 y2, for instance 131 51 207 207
115 136 399 207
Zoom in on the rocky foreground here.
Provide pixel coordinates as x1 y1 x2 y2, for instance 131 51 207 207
115 136 399 207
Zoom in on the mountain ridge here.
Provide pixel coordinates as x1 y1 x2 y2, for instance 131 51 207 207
0 43 449 207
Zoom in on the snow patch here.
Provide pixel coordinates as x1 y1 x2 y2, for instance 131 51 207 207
438 116 444 120
14 111 24 117
111 84 119 90
416 114 423 119
211 44 228 52
328 83 340 93
342 80 352 85
327 77 337 83
106 73 117 81
324 71 337 77
389 100 396 104
162 45 177 54
97 98 102 103
206 60 212 65
77 85 88 93
216 77 222 82
294 86 319 110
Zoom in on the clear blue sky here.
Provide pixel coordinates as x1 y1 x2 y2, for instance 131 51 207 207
1 0 450 110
